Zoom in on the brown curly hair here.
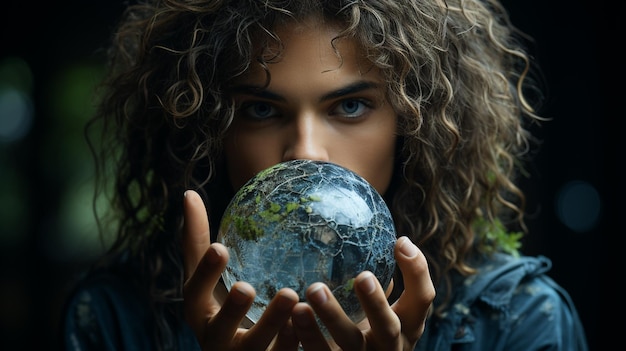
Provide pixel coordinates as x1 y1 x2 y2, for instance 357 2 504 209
88 0 544 348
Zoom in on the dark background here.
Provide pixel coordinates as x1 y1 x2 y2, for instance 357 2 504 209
0 1 621 350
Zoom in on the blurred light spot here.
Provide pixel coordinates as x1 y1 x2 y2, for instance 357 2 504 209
40 63 104 179
29 60 106 262
47 63 103 122
41 176 113 262
0 89 33 143
0 57 34 143
555 180 601 233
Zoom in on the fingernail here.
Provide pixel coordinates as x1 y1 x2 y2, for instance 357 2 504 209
359 272 376 295
308 283 328 305
399 236 418 258
276 291 298 311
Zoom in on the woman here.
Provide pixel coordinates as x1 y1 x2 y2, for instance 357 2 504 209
62 0 589 350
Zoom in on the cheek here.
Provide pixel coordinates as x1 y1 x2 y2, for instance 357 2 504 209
330 127 397 196
356 116 398 195
362 139 396 195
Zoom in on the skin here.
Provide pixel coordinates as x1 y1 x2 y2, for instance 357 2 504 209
182 18 435 351
223 20 397 194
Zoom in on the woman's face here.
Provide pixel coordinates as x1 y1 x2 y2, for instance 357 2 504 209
224 20 397 195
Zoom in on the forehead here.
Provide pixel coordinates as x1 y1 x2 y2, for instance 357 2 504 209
236 18 378 85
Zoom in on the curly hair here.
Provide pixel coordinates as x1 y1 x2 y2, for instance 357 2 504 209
88 0 544 348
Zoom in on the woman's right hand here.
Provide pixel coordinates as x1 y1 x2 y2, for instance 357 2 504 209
182 190 301 351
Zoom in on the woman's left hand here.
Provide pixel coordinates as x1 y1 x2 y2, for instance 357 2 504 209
292 236 435 351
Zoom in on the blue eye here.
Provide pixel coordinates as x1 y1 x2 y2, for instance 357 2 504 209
241 102 278 120
333 99 370 118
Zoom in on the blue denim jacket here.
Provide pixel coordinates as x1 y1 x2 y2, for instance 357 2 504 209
63 253 588 350
416 253 589 351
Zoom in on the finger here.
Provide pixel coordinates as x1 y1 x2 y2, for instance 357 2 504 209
272 318 299 351
209 281 256 347
292 302 332 351
182 190 212 282
304 283 364 349
391 236 435 341
244 288 300 350
385 278 395 298
183 243 229 337
354 271 402 349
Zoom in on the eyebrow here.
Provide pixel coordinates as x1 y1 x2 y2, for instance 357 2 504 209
229 81 381 103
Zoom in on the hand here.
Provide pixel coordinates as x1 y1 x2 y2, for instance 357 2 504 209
182 190 301 351
291 236 435 351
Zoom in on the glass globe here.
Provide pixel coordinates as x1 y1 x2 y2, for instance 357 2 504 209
217 159 397 329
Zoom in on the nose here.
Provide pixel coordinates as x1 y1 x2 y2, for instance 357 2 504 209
282 112 330 162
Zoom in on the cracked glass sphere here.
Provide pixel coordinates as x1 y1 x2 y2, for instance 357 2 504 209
217 159 397 328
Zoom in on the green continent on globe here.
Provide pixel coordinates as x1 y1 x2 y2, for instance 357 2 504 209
225 195 323 241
